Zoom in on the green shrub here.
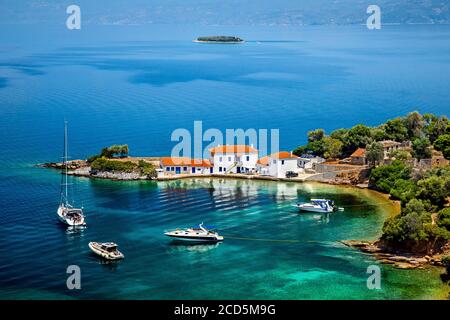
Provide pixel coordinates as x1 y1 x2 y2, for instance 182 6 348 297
433 134 450 159
138 160 157 178
416 175 449 208
442 255 450 270
369 160 412 193
390 179 417 203
382 211 449 243
87 154 101 164
437 208 450 231
91 158 137 173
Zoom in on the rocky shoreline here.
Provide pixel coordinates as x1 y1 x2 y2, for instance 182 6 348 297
341 240 448 269
39 160 369 185
39 159 87 170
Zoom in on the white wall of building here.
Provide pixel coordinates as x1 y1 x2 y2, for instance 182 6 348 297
161 165 212 175
268 158 299 178
211 153 258 174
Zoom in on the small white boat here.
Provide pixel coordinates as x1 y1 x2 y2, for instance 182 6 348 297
88 242 124 260
296 199 335 213
164 223 224 242
57 121 86 227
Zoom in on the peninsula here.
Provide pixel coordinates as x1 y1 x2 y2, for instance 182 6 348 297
40 111 450 284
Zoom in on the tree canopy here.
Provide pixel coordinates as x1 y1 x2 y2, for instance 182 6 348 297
293 111 449 161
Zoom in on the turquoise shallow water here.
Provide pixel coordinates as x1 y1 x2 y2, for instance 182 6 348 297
0 168 447 299
1 24 450 299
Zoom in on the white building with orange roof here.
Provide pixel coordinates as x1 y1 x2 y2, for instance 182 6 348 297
160 157 213 175
257 151 300 178
209 144 258 174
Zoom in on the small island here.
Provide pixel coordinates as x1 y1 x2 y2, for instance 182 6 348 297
194 36 244 43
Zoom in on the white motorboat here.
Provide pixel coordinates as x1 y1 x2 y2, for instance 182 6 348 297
57 121 86 227
296 199 335 213
88 242 124 260
164 223 224 242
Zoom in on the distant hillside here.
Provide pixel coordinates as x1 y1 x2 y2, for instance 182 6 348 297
0 0 449 25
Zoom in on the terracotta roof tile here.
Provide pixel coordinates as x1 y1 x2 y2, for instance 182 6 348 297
210 145 258 155
269 151 298 159
160 157 212 167
257 151 298 166
350 148 366 157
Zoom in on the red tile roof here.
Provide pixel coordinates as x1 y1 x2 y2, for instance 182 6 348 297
160 157 212 167
270 151 298 159
257 151 298 166
210 145 258 155
257 156 269 166
350 148 366 157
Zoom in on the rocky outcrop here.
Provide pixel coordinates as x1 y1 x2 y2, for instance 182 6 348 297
68 167 150 180
40 160 87 170
341 240 448 269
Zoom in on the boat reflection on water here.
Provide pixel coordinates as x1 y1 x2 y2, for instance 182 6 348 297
94 257 122 271
318 212 330 224
167 241 222 253
65 225 86 236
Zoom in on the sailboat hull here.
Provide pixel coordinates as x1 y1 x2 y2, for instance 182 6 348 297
57 206 85 226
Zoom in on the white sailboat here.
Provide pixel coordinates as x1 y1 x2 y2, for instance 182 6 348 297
57 121 86 226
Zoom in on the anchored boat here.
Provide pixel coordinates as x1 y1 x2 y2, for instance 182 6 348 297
164 223 224 242
296 199 335 213
57 121 86 226
88 242 124 260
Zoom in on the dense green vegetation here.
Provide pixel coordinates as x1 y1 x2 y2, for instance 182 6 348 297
138 160 157 177
371 163 450 251
90 158 157 178
87 145 129 163
292 112 450 254
87 145 157 178
442 254 450 281
293 111 450 160
91 158 136 173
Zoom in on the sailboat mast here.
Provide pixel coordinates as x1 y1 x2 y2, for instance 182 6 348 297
64 121 68 203
64 121 69 202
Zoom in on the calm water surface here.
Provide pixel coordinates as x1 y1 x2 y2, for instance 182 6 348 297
0 24 449 299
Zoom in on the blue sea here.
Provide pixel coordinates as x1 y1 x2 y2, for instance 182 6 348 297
0 24 449 299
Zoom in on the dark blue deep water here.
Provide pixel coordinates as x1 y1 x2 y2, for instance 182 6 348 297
0 24 449 299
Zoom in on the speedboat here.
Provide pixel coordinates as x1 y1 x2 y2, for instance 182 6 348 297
296 199 335 213
164 223 224 242
88 242 124 260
